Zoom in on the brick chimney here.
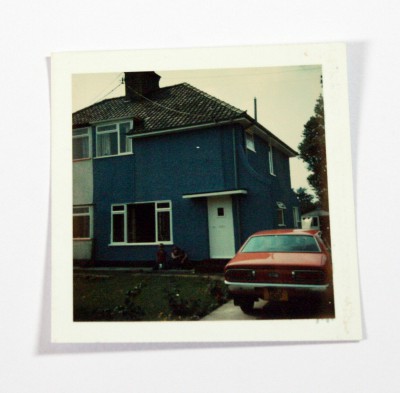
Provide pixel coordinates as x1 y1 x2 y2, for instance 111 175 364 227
124 71 161 100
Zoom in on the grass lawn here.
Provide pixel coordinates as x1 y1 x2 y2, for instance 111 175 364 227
73 270 229 321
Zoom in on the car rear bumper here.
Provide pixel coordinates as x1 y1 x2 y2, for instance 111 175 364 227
225 281 329 301
225 281 329 291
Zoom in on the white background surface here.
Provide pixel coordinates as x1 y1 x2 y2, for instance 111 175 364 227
1 1 399 392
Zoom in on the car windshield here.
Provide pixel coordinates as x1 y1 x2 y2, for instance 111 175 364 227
241 234 320 253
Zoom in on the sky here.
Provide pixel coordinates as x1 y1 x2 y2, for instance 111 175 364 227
72 66 322 194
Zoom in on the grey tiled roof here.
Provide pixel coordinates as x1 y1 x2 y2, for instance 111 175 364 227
73 83 246 133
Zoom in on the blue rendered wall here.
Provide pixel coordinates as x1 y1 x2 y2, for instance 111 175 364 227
235 130 299 243
91 122 298 264
92 124 237 263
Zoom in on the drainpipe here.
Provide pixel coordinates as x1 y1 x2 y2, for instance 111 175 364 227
232 126 238 189
232 126 241 247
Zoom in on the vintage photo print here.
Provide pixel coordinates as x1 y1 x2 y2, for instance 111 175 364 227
51 44 362 343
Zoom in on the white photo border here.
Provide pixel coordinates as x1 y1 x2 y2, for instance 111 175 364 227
51 43 362 343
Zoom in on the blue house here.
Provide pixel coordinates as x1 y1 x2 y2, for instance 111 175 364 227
72 71 300 266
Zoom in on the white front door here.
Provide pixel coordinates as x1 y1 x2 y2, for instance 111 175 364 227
207 196 235 258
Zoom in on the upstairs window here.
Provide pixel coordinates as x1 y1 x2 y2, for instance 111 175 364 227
96 121 132 158
245 132 256 152
268 143 275 175
73 128 91 160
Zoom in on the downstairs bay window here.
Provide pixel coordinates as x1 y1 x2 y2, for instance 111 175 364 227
73 206 93 239
111 201 172 245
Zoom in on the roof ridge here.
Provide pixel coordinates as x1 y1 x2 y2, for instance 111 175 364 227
73 83 189 115
73 81 246 116
73 79 248 131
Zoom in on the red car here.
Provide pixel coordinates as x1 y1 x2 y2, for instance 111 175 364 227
224 229 333 313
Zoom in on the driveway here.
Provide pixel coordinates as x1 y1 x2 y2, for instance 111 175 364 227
202 299 335 320
202 300 268 320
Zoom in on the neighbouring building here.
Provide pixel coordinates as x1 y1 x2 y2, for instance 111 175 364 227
301 208 331 246
72 71 300 266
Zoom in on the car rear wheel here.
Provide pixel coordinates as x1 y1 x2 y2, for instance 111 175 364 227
239 300 254 314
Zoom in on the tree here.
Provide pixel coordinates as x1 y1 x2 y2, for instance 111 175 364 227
298 94 329 211
294 187 316 214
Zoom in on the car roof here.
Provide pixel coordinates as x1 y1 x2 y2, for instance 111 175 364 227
250 229 320 237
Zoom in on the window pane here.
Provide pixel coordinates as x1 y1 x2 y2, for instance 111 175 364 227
127 203 155 243
127 205 137 243
73 136 89 159
119 123 131 153
112 214 125 242
246 133 255 151
98 132 118 156
278 209 284 225
157 211 171 241
73 206 89 214
293 207 299 228
156 202 170 209
269 145 275 174
98 124 117 132
73 129 88 136
112 205 125 211
136 203 155 243
73 216 90 238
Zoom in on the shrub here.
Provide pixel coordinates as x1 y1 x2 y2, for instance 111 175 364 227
96 282 146 321
164 278 229 320
207 279 229 305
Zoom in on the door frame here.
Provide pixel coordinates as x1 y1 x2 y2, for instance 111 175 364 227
207 195 236 259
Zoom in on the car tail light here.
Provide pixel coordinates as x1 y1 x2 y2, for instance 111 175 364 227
292 270 325 284
225 269 256 282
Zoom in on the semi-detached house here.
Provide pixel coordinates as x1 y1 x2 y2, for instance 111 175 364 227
72 71 300 266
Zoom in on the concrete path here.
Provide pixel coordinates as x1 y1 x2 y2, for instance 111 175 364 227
202 299 335 320
202 300 268 320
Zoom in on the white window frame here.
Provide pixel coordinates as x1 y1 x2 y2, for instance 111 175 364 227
73 205 93 239
73 127 91 160
268 143 275 176
110 200 173 246
111 204 127 243
95 120 133 158
245 131 256 152
277 209 285 227
276 201 286 227
293 206 300 228
155 202 174 245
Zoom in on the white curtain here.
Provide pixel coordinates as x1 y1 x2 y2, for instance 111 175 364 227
98 133 111 156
